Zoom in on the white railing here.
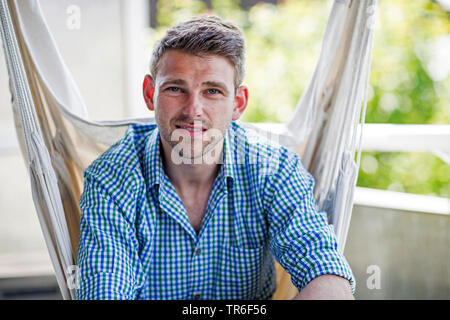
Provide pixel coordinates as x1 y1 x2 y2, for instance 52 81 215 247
248 122 450 165
354 186 449 216
359 124 450 165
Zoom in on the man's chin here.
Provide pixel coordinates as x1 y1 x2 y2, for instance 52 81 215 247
170 143 222 165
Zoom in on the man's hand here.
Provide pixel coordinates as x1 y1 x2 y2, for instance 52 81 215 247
293 274 354 300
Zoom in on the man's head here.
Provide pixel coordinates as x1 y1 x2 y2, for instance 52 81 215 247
143 15 249 162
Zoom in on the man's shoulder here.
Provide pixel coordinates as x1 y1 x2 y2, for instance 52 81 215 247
85 123 157 178
229 121 301 172
229 122 313 205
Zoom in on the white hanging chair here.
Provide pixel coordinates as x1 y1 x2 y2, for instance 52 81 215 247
0 0 376 300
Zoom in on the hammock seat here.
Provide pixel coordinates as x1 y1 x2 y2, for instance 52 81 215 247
0 0 376 299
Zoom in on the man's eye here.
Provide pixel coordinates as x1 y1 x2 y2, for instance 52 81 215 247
167 87 181 92
207 89 220 95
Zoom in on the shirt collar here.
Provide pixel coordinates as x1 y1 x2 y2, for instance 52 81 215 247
143 127 165 188
143 126 237 189
222 127 236 185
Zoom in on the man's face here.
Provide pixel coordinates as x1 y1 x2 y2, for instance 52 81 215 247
143 50 248 162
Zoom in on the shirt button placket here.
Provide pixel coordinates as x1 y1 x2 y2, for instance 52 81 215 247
191 245 203 299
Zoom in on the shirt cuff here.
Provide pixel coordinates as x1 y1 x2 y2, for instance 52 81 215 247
76 272 137 300
287 248 356 294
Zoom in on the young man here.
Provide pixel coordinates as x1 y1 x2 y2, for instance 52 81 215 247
76 15 355 300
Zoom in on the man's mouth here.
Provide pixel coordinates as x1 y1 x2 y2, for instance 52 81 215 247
175 123 207 136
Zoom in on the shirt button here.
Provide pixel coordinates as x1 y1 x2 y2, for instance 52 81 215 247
195 248 201 255
194 293 201 299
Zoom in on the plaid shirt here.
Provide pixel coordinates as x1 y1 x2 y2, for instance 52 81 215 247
76 122 355 300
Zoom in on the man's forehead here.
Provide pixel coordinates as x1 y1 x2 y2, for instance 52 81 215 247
155 50 236 85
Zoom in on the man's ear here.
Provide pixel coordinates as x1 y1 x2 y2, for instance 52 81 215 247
232 85 249 121
143 74 156 111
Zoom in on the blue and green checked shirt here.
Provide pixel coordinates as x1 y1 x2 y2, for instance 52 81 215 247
76 122 355 300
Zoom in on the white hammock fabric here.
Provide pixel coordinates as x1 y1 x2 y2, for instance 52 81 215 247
0 0 376 300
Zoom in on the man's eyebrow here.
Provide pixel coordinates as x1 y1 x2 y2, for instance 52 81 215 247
160 79 186 87
202 81 230 94
160 79 231 94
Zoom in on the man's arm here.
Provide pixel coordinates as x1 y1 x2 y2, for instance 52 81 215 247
263 152 356 298
77 162 145 299
293 274 355 300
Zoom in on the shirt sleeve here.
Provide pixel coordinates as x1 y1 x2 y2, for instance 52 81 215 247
264 153 356 293
76 161 145 299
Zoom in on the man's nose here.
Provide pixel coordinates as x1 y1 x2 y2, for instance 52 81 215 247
183 92 203 118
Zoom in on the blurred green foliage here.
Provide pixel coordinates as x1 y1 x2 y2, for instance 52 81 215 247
151 0 450 197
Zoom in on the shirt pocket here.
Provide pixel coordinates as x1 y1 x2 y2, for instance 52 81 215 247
214 244 265 299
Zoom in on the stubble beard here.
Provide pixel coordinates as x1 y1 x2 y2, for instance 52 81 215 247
158 116 231 164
